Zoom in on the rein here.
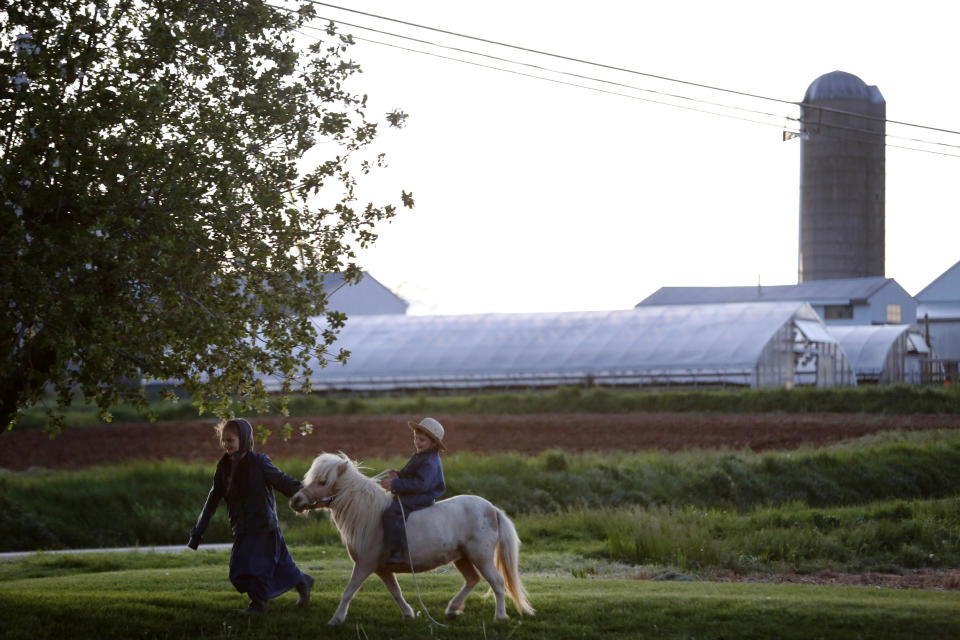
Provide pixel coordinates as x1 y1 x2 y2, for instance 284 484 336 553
396 483 448 627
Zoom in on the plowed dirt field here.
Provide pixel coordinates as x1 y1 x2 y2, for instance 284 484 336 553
2 412 957 471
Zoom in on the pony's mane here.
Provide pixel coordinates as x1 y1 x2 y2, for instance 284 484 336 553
303 453 339 487
307 453 391 551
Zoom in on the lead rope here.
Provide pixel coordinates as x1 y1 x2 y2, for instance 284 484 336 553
395 486 448 627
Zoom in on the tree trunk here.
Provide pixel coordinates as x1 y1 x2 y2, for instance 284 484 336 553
1 337 57 433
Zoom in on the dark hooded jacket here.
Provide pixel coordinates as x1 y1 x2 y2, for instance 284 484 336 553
190 419 302 540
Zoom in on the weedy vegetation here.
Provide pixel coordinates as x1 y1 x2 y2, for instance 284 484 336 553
3 430 960 575
3 415 959 638
12 383 960 430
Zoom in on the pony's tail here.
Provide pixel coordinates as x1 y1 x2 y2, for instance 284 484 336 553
495 508 535 615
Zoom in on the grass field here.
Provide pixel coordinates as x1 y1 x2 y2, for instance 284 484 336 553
5 430 960 574
4 424 959 637
14 383 960 431
2 547 959 640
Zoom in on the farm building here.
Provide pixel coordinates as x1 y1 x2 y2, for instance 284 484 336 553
295 301 857 392
915 260 960 378
827 325 932 384
637 277 916 326
325 271 408 316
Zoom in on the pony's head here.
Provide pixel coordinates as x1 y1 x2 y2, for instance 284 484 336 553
290 451 353 513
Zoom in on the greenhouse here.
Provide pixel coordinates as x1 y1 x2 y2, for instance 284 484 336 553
827 325 932 384
294 301 857 392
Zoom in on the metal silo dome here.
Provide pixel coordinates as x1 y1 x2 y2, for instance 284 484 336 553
803 70 881 103
798 71 886 283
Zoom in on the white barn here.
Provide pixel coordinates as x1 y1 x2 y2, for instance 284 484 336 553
325 271 407 316
915 260 960 376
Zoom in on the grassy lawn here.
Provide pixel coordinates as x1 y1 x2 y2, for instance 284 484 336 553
4 432 959 638
2 547 958 639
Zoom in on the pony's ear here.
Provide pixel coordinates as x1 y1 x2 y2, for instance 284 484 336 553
337 460 349 475
337 451 348 461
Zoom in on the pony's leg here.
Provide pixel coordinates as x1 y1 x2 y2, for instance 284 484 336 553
375 569 415 619
445 558 481 619
472 554 508 620
328 564 373 626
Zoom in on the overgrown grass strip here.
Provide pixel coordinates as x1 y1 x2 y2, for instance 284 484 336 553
14 384 960 430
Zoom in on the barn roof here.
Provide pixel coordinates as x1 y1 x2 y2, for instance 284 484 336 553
638 277 897 307
915 260 960 302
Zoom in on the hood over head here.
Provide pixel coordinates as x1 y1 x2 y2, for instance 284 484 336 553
222 418 255 497
226 418 255 455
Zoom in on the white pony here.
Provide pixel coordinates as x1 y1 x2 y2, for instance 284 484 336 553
290 452 534 626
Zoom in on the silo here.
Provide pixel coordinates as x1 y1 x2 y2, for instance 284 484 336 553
798 71 885 282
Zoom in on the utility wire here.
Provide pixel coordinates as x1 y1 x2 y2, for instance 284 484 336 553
305 19 960 155
791 129 960 159
301 1 960 139
300 29 796 134
287 17 960 157
304 1 797 105
301 12 796 128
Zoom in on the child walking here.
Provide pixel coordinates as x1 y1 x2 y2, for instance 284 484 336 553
379 417 447 564
187 418 314 613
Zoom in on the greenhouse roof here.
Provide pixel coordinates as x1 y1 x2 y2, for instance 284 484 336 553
300 301 826 389
826 325 911 373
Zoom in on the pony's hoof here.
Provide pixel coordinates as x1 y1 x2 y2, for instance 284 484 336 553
446 611 461 620
327 618 344 627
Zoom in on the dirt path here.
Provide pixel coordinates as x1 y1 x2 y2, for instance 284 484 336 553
2 412 957 471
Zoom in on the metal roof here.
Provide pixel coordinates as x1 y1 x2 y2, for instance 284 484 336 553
638 277 895 307
915 260 960 302
803 70 884 104
323 271 407 307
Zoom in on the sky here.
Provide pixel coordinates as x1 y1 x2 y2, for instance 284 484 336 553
297 1 960 316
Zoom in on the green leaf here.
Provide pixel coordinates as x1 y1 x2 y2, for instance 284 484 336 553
1 0 409 435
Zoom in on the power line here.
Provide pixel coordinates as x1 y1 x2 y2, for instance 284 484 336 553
302 1 960 139
304 1 797 106
299 15 798 129
284 11 960 157
318 23 960 155
293 27 796 135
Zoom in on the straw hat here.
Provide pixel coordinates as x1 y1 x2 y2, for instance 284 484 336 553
408 417 446 450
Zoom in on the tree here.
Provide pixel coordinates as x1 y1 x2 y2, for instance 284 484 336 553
1 1 413 433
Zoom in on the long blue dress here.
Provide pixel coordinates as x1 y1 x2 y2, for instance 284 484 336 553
191 419 307 602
